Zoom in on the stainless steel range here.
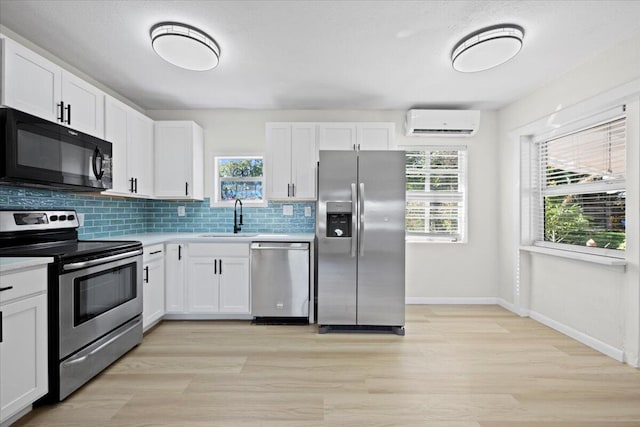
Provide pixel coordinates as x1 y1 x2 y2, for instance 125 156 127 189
0 209 143 402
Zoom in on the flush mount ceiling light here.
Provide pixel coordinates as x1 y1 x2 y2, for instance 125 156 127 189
150 22 220 71
451 24 524 73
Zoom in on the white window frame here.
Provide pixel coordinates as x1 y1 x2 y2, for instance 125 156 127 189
210 154 267 207
401 145 468 243
524 106 627 259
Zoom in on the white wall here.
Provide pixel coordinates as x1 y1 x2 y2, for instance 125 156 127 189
147 109 500 301
497 32 640 365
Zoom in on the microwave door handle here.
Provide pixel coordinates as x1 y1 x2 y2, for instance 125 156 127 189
92 147 105 180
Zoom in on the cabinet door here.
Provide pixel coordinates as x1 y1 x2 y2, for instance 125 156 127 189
317 124 357 153
187 257 219 313
218 257 250 314
1 37 61 123
104 96 130 194
165 244 185 313
61 71 105 138
0 294 48 424
127 110 154 197
291 124 317 199
357 123 394 150
154 122 191 198
266 124 292 199
143 257 165 329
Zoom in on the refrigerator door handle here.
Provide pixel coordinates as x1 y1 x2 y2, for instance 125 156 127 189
359 182 365 256
351 183 357 257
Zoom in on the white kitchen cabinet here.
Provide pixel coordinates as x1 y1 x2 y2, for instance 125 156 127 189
103 95 154 197
266 123 316 200
142 244 165 330
0 265 48 425
165 243 186 314
317 122 395 154
317 123 357 151
185 243 250 315
0 36 105 138
154 121 204 200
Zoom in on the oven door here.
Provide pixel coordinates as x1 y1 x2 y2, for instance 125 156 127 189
58 251 142 359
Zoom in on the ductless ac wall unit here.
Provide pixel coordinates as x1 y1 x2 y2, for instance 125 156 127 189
405 109 480 137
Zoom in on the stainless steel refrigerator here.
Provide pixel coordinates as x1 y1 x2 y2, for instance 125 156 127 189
316 150 405 335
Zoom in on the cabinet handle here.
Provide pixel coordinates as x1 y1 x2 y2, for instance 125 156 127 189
144 266 149 283
129 177 135 193
357 144 361 151
287 183 291 197
353 144 356 151
178 245 182 260
65 104 71 125
57 101 65 122
292 183 295 197
134 178 138 194
0 311 3 343
219 259 222 275
185 182 189 196
150 250 162 255
0 286 13 292
214 259 217 275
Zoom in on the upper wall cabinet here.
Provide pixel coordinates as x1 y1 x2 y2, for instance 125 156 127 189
103 96 154 198
0 36 105 138
317 123 395 154
154 121 204 200
266 123 317 200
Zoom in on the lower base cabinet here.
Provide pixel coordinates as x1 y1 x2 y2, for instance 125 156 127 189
142 245 165 330
0 266 48 425
165 242 251 317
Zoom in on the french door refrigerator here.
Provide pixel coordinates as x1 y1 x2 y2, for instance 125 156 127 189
317 150 406 335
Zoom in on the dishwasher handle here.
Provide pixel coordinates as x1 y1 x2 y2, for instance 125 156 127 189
250 242 309 250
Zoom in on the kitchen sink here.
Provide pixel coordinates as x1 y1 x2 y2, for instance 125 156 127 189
198 233 258 238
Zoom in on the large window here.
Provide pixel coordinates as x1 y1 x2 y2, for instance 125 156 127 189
535 116 626 254
404 146 467 242
211 156 265 206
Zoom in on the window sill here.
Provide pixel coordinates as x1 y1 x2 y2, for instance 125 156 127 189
519 245 626 268
406 236 466 244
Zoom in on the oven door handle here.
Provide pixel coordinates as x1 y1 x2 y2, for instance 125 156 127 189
63 249 143 271
60 319 141 367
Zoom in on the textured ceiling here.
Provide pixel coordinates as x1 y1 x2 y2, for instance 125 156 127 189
1 0 640 111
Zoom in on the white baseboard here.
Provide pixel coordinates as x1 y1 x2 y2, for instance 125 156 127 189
496 298 516 313
405 297 499 305
529 309 624 362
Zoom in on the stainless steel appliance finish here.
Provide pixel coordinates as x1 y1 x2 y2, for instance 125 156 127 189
58 250 143 359
0 108 112 192
58 315 142 400
317 150 405 334
251 242 310 319
0 209 142 402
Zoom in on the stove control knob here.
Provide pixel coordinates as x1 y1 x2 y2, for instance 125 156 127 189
68 215 75 221
50 215 58 221
59 215 67 221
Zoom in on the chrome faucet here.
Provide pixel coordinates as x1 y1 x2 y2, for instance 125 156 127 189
233 199 243 233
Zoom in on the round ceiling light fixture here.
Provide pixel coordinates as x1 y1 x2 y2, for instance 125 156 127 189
451 24 524 73
150 22 220 71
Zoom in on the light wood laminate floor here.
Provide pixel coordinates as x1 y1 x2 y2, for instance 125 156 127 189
14 305 640 426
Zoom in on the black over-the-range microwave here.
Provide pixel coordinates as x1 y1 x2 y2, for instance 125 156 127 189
0 107 112 192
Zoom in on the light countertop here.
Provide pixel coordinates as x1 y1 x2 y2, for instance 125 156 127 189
0 257 53 273
99 232 316 246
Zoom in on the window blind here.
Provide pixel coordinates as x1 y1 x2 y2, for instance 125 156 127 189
536 116 626 251
405 147 467 242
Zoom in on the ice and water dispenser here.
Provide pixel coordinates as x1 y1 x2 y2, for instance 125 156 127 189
326 201 352 238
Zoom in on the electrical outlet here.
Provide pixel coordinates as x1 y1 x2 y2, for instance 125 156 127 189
177 206 186 217
283 205 294 216
304 206 311 217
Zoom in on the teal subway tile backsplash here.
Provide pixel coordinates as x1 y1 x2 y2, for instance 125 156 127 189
0 186 315 239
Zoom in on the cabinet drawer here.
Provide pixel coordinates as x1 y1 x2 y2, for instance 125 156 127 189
188 243 249 257
0 266 48 304
143 244 165 262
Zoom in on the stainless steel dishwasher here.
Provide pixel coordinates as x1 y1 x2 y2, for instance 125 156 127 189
250 242 310 320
